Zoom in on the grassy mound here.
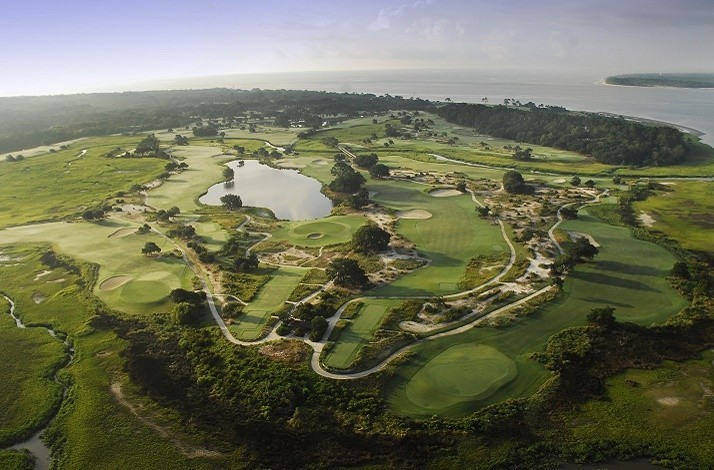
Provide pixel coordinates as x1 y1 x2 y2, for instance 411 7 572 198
272 215 366 248
405 344 517 411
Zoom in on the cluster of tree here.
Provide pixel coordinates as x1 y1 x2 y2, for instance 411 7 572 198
141 241 162 256
327 258 370 289
502 170 535 195
81 204 111 221
135 134 161 154
354 152 390 179
169 288 206 326
329 161 366 194
549 237 599 274
4 154 24 162
220 194 242 210
173 134 189 145
192 124 219 137
167 224 196 240
436 103 689 166
155 206 180 222
352 224 391 253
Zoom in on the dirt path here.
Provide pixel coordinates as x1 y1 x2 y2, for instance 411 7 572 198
110 382 222 458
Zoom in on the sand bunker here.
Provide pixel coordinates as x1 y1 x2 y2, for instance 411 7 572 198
32 292 47 304
278 161 305 169
639 211 656 227
100 275 132 290
306 232 324 239
108 227 136 238
552 178 566 184
397 209 433 220
568 231 600 248
34 270 52 280
312 159 328 166
657 397 681 406
430 189 461 197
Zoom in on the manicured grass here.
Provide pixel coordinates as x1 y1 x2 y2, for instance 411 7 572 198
148 145 233 212
0 297 66 446
367 179 507 296
386 209 688 417
404 344 517 411
0 221 194 315
323 299 401 369
219 126 303 146
229 266 306 340
0 135 165 228
271 215 367 248
635 181 714 254
564 350 714 467
193 222 229 252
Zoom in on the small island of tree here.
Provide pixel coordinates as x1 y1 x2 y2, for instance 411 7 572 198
223 166 235 181
327 258 369 289
220 194 243 210
352 224 391 253
503 170 534 195
141 241 161 256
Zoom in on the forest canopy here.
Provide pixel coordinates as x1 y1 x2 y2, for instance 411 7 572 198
435 103 689 166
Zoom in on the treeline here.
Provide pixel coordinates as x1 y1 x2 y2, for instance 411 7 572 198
606 73 714 89
0 88 431 153
435 103 689 166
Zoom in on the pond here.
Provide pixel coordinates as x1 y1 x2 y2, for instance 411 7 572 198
199 159 333 220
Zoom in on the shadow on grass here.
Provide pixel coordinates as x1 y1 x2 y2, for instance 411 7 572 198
569 270 662 293
593 260 667 277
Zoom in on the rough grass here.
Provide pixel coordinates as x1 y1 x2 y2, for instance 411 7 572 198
634 181 714 254
366 179 507 296
564 350 714 467
0 297 65 446
271 215 367 248
229 266 306 340
0 135 166 228
0 221 193 315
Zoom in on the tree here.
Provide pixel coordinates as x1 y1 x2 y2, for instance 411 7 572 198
223 166 235 181
369 163 390 179
322 136 339 148
570 176 581 186
327 259 369 289
329 162 365 194
349 187 370 209
568 237 599 261
513 147 533 161
167 206 180 217
670 261 690 279
352 224 390 253
220 194 243 210
136 134 160 154
309 315 328 341
174 135 189 145
142 241 161 256
586 306 616 330
503 170 534 195
355 153 378 168
173 302 203 326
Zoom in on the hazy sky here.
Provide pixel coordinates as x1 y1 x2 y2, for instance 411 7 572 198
1 0 712 95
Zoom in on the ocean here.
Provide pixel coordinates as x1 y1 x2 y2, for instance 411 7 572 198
130 69 714 146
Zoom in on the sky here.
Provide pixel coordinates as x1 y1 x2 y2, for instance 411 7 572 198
0 0 712 96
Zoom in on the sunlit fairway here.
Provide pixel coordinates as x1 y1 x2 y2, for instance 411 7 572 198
271 215 367 248
148 145 233 212
229 266 305 340
386 207 688 417
193 221 230 252
0 221 193 314
367 179 508 296
322 299 401 369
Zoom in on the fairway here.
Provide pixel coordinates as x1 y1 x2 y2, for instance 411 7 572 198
386 208 689 417
323 299 400 369
404 344 517 411
0 220 193 314
229 266 305 340
367 179 507 296
271 215 367 247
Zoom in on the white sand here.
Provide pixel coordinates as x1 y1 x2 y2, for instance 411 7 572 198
396 209 432 219
430 189 461 197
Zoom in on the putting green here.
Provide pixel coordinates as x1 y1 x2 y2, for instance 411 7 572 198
404 344 517 411
119 280 171 305
272 215 367 247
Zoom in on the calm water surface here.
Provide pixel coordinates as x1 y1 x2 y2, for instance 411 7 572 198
199 159 333 220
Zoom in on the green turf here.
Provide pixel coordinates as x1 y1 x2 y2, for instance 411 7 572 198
193 222 229 252
0 220 194 314
404 344 517 411
271 215 367 248
386 209 688 417
0 135 166 228
229 266 306 340
148 145 233 213
323 299 401 369
366 179 507 296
